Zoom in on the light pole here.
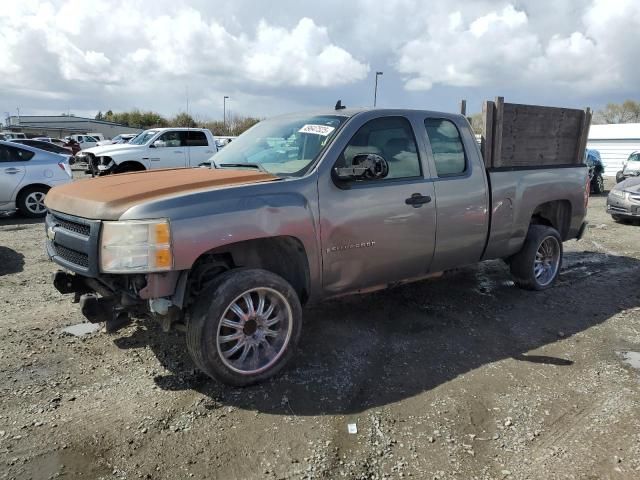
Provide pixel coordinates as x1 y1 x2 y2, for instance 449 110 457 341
223 96 229 132
373 71 383 107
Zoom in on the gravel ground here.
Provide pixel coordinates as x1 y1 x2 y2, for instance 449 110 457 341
1 181 640 480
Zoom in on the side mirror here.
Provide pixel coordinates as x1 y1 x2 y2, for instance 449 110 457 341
334 153 389 181
151 140 165 148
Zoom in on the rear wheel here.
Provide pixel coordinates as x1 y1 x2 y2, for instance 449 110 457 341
187 268 302 386
16 186 49 218
510 225 562 290
591 174 605 194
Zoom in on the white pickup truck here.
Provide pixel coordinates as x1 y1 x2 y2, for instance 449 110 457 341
74 128 218 175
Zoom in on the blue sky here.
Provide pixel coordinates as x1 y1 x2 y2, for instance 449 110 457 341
1 0 638 122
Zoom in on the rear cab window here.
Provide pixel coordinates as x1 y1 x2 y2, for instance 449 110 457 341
186 131 208 147
424 118 467 177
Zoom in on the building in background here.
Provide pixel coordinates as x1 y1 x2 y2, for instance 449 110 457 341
587 123 640 176
2 115 143 139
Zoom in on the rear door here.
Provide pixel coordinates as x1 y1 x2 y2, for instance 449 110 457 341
318 114 437 294
0 145 30 204
422 117 489 271
149 131 187 169
186 131 216 166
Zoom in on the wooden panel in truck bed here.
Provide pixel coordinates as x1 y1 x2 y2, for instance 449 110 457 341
481 97 591 169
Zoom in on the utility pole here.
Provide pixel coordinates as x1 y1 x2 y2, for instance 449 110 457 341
373 71 383 107
223 96 229 133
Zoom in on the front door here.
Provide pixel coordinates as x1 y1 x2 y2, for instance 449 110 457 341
150 131 187 169
0 144 28 205
318 115 437 295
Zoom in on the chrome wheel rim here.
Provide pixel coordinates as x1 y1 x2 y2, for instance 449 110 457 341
25 191 47 214
534 236 560 286
216 287 293 375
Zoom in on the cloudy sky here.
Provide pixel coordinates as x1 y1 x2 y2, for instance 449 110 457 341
1 0 638 122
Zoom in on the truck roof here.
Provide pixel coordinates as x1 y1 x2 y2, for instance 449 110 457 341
288 107 466 120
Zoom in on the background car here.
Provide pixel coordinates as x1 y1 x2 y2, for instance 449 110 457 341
64 134 100 150
616 151 640 183
96 133 137 146
0 141 73 218
585 148 605 194
607 176 640 223
10 138 73 156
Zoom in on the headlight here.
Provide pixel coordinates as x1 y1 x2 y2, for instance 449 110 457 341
610 189 625 199
100 219 172 273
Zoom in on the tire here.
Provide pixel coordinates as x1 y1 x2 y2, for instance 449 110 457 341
186 268 302 386
510 224 563 291
16 186 49 218
592 174 605 194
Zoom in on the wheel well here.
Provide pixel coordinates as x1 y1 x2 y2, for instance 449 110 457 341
17 183 50 200
531 200 572 240
114 161 146 173
188 236 311 305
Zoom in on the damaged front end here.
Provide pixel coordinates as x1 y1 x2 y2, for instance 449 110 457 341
46 211 185 332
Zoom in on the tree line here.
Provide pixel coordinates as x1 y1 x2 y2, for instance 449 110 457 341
95 109 260 136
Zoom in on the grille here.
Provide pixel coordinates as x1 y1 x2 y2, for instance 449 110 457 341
52 215 90 236
53 243 89 268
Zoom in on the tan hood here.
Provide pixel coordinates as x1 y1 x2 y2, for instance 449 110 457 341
45 168 277 220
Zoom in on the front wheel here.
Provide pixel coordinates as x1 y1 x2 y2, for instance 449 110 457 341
510 225 563 290
187 268 302 386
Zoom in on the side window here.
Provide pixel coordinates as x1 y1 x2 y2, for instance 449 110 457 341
186 131 208 147
157 131 182 147
337 116 421 180
424 119 466 177
0 145 35 162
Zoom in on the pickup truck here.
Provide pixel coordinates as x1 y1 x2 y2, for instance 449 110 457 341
74 128 218 175
44 105 589 386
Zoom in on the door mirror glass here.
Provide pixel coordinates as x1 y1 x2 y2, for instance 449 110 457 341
334 153 389 180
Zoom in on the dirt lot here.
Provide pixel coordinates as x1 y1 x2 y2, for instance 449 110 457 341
1 183 640 480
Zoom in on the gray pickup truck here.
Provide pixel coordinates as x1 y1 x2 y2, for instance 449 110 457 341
45 105 589 386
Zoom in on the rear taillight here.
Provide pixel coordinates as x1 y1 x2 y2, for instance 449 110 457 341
584 174 590 208
58 162 72 178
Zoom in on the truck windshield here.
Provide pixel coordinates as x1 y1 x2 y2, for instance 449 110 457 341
211 114 347 176
129 130 158 145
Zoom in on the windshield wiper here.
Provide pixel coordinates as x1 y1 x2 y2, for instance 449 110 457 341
217 162 266 172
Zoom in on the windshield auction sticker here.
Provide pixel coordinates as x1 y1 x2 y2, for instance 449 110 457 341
298 124 336 136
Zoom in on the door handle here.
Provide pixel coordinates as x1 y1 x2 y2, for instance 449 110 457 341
405 193 431 207
4 168 21 174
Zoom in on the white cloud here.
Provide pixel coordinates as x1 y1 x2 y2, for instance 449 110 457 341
0 0 639 119
394 1 640 94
